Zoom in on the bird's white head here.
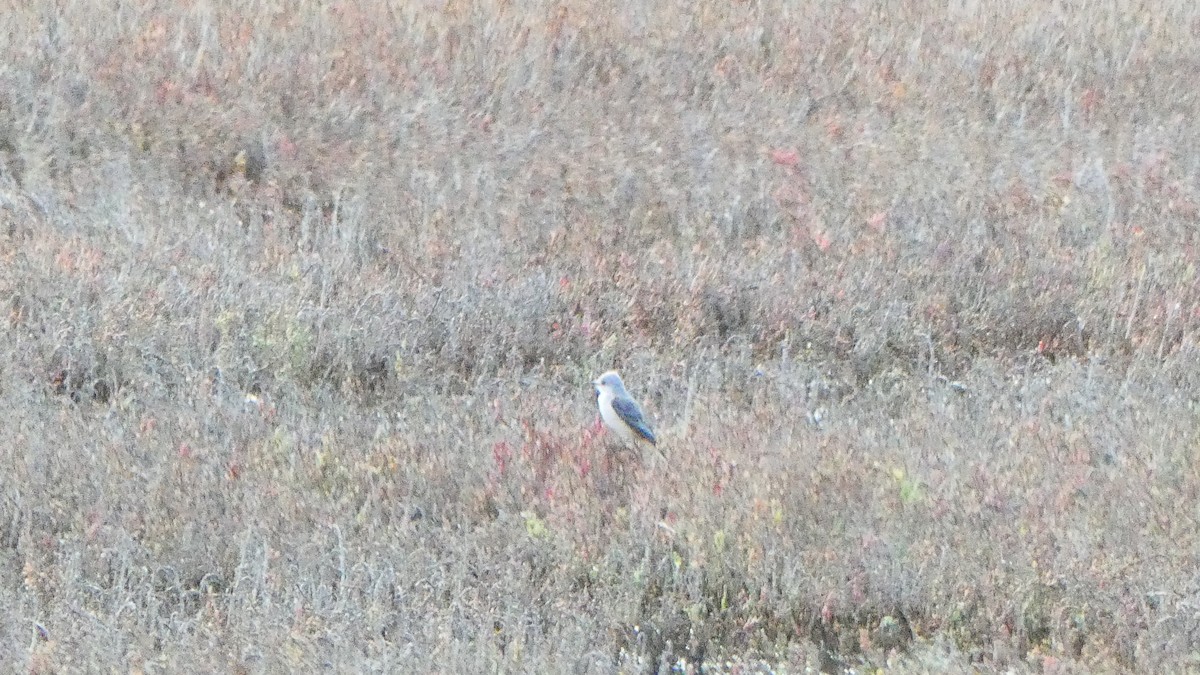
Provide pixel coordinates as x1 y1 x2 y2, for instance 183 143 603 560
593 370 624 396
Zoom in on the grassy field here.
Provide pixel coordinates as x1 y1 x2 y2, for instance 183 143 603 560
2 0 1200 671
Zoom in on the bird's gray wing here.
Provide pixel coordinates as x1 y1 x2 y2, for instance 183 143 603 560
612 396 656 445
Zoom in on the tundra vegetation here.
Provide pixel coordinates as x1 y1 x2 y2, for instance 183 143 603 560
1 1 1198 672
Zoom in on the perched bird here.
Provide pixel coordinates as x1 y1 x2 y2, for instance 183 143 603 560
593 370 659 454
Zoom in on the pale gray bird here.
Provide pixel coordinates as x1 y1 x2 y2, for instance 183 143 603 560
593 370 658 451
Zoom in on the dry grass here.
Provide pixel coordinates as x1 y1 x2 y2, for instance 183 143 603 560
2 0 1200 671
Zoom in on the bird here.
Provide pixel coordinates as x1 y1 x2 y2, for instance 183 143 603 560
593 370 660 456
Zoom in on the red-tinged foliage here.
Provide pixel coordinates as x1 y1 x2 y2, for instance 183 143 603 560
770 148 799 167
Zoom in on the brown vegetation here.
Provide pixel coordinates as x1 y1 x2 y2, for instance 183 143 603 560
2 0 1200 671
